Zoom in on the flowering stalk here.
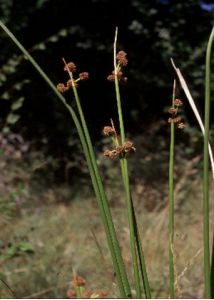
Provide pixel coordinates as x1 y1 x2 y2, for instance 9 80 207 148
112 27 151 298
168 80 176 298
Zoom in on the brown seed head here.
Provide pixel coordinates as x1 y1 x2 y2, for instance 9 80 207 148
174 98 183 107
173 116 181 123
107 74 115 82
123 141 136 153
64 62 76 73
104 149 118 159
67 289 76 299
79 72 89 81
116 51 128 66
109 150 118 158
72 275 86 287
115 145 124 154
178 122 185 129
103 126 116 136
104 149 111 157
123 141 134 149
67 79 78 89
112 70 123 79
168 117 181 124
168 107 177 114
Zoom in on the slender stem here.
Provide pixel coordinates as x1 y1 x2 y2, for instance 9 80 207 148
169 80 176 298
132 208 151 298
114 37 141 298
121 158 142 298
75 287 82 299
203 26 214 299
114 27 151 298
114 27 125 145
71 83 132 298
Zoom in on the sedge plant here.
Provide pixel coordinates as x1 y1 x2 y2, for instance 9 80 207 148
0 21 132 298
113 28 151 299
168 80 176 298
167 81 186 298
111 27 151 298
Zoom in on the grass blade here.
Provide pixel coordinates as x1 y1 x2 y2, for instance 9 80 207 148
203 26 214 298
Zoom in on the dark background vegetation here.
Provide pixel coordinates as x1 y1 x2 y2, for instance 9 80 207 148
0 0 213 152
0 0 214 181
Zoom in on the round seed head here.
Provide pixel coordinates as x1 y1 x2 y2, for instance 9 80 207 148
64 62 76 73
116 51 128 66
174 98 183 107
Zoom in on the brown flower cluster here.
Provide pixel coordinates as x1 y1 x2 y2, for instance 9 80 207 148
104 141 136 159
107 51 128 83
64 62 77 73
103 124 136 158
72 275 86 287
57 61 89 93
67 275 108 299
168 98 185 129
116 51 128 66
103 126 116 136
107 72 128 83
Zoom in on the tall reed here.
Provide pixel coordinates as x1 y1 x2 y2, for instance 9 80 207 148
112 28 151 298
203 26 214 299
168 80 176 298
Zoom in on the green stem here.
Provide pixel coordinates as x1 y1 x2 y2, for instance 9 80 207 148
113 34 151 297
169 80 176 298
114 73 125 144
120 158 142 298
131 202 151 298
75 287 83 299
71 84 132 298
203 26 214 299
114 71 141 297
